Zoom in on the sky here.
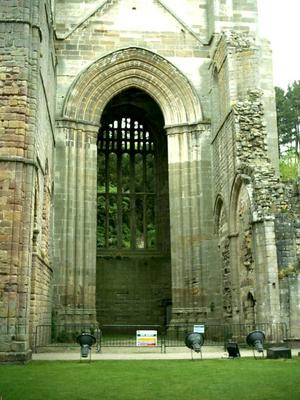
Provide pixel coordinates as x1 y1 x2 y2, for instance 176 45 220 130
257 0 300 90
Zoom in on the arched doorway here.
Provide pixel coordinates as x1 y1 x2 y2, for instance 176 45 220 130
96 88 171 325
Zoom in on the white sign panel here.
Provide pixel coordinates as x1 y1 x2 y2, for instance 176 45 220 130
136 330 158 347
193 324 205 333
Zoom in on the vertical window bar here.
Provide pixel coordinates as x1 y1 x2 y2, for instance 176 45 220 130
143 194 147 249
104 153 109 248
117 150 122 248
130 151 136 250
143 151 147 248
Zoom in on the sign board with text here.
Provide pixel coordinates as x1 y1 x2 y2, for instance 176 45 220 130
136 330 158 346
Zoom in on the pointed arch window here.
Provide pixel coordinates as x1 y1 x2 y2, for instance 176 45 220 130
97 116 157 251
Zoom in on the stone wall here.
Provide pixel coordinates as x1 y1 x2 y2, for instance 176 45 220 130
52 0 213 327
231 90 283 324
208 0 258 35
167 123 220 324
290 182 300 265
52 1 280 327
96 256 171 325
211 32 284 325
29 0 56 347
0 0 55 362
277 182 300 337
54 0 211 119
210 29 284 325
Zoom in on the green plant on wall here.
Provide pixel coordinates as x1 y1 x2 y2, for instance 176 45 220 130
278 265 297 279
279 149 299 181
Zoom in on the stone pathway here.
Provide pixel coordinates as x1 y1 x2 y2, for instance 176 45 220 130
32 346 300 361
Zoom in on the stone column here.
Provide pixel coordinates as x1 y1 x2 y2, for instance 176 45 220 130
53 120 98 325
0 0 43 362
0 160 36 362
252 218 281 324
166 123 216 324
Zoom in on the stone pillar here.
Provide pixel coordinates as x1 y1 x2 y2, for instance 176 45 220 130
53 120 98 325
0 0 43 362
166 123 216 324
252 218 281 324
0 160 36 362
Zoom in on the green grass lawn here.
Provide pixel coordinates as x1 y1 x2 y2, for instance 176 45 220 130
0 358 300 400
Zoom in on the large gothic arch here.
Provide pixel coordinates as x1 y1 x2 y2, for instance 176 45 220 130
54 46 208 326
62 47 202 126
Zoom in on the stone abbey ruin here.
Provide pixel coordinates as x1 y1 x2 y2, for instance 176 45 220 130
0 0 299 361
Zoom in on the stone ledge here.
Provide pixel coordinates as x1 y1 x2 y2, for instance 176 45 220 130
0 349 32 364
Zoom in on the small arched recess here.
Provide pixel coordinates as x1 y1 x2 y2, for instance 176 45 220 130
214 195 233 322
229 175 256 325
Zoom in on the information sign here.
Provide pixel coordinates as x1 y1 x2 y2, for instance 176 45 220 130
136 330 158 346
193 324 205 333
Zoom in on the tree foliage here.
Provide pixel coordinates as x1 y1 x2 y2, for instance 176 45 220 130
97 152 156 250
279 150 299 181
275 80 300 180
